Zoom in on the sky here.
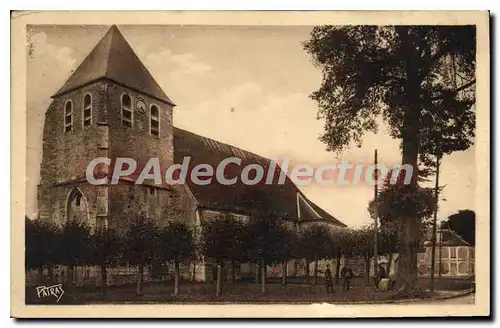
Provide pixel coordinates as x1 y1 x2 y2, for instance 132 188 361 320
25 25 476 227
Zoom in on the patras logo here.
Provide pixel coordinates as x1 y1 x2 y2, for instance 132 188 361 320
86 157 413 187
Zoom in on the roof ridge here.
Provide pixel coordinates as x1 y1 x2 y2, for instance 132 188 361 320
102 26 116 78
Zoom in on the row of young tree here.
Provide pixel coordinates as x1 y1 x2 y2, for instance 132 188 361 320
25 214 394 297
25 217 196 295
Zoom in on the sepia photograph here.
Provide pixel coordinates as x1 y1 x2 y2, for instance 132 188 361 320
11 11 490 318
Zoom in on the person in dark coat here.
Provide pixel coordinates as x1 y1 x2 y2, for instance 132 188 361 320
324 264 334 293
374 264 387 289
341 266 353 291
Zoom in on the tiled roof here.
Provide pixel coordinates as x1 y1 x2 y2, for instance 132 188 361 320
173 127 346 227
53 26 174 106
438 229 471 246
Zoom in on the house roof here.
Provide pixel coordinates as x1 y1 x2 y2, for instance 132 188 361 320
425 228 472 247
173 127 346 227
438 229 472 246
53 25 175 106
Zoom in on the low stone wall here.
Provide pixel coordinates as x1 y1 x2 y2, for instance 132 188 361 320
26 265 152 287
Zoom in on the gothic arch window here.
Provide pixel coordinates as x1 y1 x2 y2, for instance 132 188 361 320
121 94 133 127
82 93 92 127
64 100 73 132
150 104 160 137
66 188 90 228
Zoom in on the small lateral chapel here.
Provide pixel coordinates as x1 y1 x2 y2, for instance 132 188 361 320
37 25 346 282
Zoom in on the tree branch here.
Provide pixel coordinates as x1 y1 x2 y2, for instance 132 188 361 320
429 79 476 101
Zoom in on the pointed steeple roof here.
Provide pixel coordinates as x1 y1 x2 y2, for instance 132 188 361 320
53 25 175 106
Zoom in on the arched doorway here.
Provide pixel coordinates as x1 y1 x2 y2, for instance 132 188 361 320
66 187 91 228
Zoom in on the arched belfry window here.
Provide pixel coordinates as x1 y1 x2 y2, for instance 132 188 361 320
64 100 73 132
82 93 92 127
150 104 159 137
121 94 133 127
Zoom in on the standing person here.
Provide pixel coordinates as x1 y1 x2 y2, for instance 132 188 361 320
341 266 354 291
325 264 334 293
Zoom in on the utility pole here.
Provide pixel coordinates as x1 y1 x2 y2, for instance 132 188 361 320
373 149 379 277
430 153 441 292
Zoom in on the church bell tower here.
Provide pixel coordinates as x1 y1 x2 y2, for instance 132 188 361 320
38 25 176 231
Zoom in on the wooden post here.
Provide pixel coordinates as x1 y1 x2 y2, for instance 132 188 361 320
430 154 441 292
373 149 379 278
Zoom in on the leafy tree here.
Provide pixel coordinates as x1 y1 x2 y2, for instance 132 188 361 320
417 59 475 291
201 213 248 296
298 225 334 285
440 210 475 245
25 217 61 278
304 25 475 296
273 224 299 286
157 221 196 295
369 169 435 285
351 227 375 284
90 227 122 294
60 219 91 288
123 217 159 295
335 227 375 284
328 229 344 285
370 170 435 247
246 215 287 293
189 225 204 282
377 220 399 277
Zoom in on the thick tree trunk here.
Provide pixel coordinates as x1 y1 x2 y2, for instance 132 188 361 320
216 263 223 296
335 250 341 285
393 26 423 298
281 262 288 286
100 264 107 294
394 218 420 296
305 259 310 277
260 259 266 293
174 261 180 296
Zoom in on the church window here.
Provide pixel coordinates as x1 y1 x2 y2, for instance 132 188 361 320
83 93 92 127
75 193 81 207
150 104 159 137
121 94 133 127
64 100 73 132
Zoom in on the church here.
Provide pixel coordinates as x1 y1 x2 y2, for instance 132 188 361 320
37 25 346 281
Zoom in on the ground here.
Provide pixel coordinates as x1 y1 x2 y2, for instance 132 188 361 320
421 293 475 305
26 276 474 305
